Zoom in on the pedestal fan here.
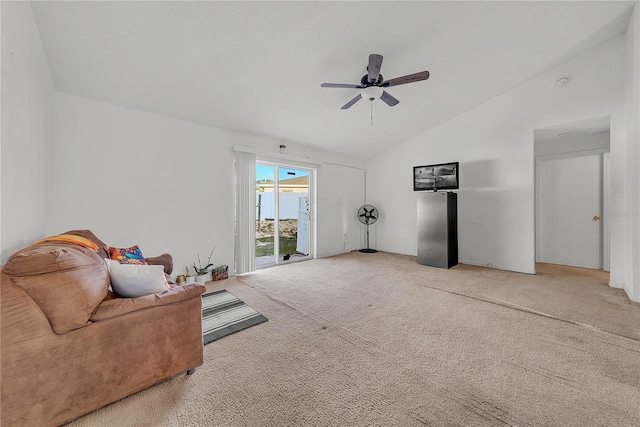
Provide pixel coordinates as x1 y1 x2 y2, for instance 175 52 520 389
357 204 379 253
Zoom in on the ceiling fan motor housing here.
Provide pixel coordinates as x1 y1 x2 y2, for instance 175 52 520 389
361 74 383 86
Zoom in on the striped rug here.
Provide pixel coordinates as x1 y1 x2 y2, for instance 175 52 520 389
202 290 268 345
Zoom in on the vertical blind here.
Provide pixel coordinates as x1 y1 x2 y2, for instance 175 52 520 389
234 151 256 274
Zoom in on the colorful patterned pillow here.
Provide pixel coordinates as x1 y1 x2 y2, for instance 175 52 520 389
108 245 147 265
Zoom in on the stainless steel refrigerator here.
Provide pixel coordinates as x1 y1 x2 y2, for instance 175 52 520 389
417 192 458 268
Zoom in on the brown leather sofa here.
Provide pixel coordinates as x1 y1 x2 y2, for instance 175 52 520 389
1 230 206 427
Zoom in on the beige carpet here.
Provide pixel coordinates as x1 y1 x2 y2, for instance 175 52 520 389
70 252 640 426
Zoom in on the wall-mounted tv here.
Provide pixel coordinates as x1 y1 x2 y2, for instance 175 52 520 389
413 162 459 191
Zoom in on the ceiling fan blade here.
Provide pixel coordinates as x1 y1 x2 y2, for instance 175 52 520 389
341 94 362 110
380 90 399 107
382 71 430 87
321 83 362 89
368 54 383 83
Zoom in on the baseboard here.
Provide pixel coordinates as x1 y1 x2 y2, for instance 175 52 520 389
608 280 624 289
315 253 537 275
316 253 331 259
623 285 640 303
459 259 536 275
608 280 640 303
316 251 350 259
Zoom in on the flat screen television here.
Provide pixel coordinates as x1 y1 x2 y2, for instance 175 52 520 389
413 162 459 191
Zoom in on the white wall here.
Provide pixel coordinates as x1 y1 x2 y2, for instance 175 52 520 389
534 131 609 157
366 35 626 275
1 2 54 262
618 3 640 301
48 92 364 276
316 163 365 257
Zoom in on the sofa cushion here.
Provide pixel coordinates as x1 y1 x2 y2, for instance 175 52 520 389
145 253 174 275
2 242 109 334
104 260 169 298
90 283 206 321
63 230 110 259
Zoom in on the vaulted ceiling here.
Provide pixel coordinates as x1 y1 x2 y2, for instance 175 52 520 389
30 1 635 159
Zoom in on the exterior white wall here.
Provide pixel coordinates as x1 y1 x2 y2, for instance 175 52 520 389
366 36 626 275
1 2 54 262
256 192 308 220
48 92 364 276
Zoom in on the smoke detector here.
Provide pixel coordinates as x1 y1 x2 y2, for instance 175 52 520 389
556 77 569 87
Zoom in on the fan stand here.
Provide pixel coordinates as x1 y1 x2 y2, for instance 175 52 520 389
359 223 378 253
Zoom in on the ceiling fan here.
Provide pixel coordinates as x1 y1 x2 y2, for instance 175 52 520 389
321 54 430 110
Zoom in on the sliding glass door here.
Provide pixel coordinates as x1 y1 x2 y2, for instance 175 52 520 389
256 163 312 267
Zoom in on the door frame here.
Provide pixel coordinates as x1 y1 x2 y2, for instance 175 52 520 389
255 160 316 269
534 148 610 271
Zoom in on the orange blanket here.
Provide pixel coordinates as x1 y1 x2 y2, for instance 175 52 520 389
25 234 99 252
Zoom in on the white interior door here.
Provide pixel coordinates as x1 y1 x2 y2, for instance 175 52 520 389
538 153 603 269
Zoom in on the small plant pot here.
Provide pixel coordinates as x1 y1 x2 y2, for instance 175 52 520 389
213 265 228 281
195 272 213 283
185 275 196 283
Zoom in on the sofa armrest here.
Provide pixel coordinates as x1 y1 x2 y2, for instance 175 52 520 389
89 283 205 322
145 253 173 275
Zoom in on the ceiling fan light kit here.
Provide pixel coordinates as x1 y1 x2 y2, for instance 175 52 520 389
321 54 429 110
363 86 383 102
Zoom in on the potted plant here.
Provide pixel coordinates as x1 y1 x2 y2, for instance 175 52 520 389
212 265 229 281
193 248 216 283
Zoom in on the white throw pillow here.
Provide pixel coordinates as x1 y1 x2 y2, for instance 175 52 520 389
104 259 169 298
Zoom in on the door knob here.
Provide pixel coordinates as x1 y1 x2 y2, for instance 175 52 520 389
593 215 601 221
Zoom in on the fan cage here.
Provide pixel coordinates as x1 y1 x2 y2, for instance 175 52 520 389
357 204 379 253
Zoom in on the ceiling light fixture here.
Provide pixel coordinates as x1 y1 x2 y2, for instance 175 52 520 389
556 77 569 87
363 86 383 101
